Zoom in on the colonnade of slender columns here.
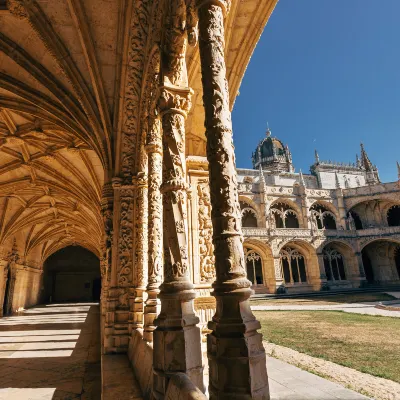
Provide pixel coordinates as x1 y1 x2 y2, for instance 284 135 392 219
133 1 269 398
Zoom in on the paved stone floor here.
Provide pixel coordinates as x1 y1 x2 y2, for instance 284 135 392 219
0 303 375 399
0 303 102 400
267 357 370 400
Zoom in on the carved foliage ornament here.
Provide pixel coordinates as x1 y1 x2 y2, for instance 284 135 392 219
117 189 134 286
7 0 28 19
121 0 151 182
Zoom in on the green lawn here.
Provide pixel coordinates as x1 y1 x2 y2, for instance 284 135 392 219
251 292 396 306
254 310 400 383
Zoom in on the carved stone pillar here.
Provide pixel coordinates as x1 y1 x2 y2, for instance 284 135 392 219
355 252 367 286
317 253 328 289
144 117 163 342
335 189 347 229
132 172 148 331
273 256 285 293
109 178 135 353
0 260 9 317
197 1 270 398
101 182 114 290
152 86 204 398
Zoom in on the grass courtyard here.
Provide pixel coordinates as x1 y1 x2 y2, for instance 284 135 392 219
254 310 400 383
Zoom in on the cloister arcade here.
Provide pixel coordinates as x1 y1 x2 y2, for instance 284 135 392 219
0 0 399 398
348 199 400 229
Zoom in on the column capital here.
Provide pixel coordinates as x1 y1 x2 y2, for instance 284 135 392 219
157 85 193 117
196 0 231 16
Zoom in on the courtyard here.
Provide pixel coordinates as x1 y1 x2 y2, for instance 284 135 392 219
252 292 400 399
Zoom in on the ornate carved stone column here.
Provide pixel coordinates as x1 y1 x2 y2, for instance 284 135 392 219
153 86 204 397
196 1 270 398
355 252 367 285
108 178 135 353
273 256 285 293
144 117 163 342
0 260 9 317
335 188 347 229
101 182 114 289
132 172 148 331
317 252 328 289
152 1 203 396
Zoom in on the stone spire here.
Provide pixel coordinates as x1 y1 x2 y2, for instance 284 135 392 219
314 149 320 164
360 143 373 172
397 161 400 180
259 164 267 193
360 143 380 185
299 169 306 187
356 154 361 168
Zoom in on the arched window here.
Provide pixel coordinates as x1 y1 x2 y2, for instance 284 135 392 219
310 204 337 230
240 202 258 227
323 248 346 281
387 205 400 227
270 202 299 229
245 249 264 285
241 208 258 227
280 246 307 284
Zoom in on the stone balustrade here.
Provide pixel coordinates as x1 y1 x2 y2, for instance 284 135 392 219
243 226 400 239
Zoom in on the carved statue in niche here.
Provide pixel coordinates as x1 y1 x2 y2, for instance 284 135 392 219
198 183 215 282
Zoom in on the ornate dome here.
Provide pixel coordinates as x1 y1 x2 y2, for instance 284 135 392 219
252 129 294 172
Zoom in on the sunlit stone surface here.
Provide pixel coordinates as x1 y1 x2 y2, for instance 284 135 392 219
0 304 100 399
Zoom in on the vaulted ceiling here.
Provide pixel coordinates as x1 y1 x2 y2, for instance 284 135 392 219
0 0 278 265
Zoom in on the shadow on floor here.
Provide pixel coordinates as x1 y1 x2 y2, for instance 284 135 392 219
0 303 101 400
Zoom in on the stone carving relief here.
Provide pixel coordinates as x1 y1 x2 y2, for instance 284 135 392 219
198 182 216 283
121 0 151 182
134 173 148 288
117 188 134 286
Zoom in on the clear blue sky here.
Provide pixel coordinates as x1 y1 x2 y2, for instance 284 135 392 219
232 0 400 182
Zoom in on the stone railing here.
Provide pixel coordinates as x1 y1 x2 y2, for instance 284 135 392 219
343 181 399 197
243 226 400 240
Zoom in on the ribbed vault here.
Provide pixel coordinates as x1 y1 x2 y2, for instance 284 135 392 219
0 108 103 264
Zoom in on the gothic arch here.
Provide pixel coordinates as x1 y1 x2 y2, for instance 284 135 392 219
361 239 400 283
243 239 274 291
320 240 358 282
269 198 302 217
269 201 300 229
310 201 338 230
277 240 320 289
239 198 261 227
239 196 262 216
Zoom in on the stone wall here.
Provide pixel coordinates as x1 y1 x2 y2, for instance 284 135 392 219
11 266 42 312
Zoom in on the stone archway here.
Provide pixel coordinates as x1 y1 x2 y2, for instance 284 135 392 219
361 240 400 284
320 241 358 289
43 245 100 303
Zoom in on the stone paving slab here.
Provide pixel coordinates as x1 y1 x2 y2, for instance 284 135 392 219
267 357 371 400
